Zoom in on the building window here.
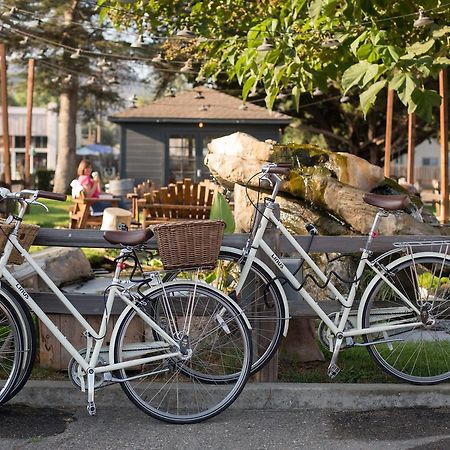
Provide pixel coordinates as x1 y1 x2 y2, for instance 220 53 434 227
13 136 48 149
423 157 438 166
169 136 195 182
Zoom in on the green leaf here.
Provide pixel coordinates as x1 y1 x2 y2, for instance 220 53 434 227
433 26 450 38
396 74 416 106
362 64 379 87
308 0 322 19
242 76 257 101
292 85 301 111
389 73 406 91
265 86 278 110
360 80 386 116
409 89 442 122
386 46 400 62
209 192 235 234
350 31 368 55
404 39 435 57
342 61 370 93
434 57 450 66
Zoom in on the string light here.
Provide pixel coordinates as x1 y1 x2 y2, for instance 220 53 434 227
340 95 350 103
194 91 205 99
257 38 274 52
180 60 193 73
130 34 145 48
70 48 81 59
176 26 196 39
312 87 323 96
19 36 28 45
321 37 341 48
413 9 434 27
151 53 164 63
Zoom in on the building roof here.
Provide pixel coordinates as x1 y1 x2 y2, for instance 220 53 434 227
109 89 292 124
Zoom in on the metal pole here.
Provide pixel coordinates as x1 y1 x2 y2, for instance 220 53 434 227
25 58 35 188
406 112 416 184
440 68 449 223
0 43 11 186
384 88 394 178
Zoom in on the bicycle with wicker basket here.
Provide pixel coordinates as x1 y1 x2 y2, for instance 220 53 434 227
0 188 252 424
166 162 450 385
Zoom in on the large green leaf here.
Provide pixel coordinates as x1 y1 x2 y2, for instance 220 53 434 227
342 61 370 92
403 39 435 57
360 80 386 116
409 89 442 122
210 192 235 234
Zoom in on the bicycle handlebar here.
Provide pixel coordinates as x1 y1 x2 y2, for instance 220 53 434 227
261 162 292 175
0 188 67 202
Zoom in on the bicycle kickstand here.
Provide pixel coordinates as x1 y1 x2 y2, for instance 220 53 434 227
86 368 97 416
327 336 343 379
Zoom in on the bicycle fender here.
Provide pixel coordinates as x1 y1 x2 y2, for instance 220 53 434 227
356 251 450 329
220 246 290 336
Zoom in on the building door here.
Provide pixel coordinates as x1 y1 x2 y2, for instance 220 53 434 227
168 136 196 182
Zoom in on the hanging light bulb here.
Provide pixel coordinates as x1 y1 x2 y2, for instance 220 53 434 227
86 76 96 86
130 34 145 48
168 88 177 97
151 53 164 63
107 75 119 85
340 95 350 103
312 87 323 96
70 48 81 60
194 91 205 99
38 48 47 59
413 9 434 27
198 104 209 111
97 58 107 68
63 74 72 82
19 36 29 45
176 26 196 39
180 60 193 73
51 76 59 83
257 38 274 52
129 94 138 107
321 37 341 48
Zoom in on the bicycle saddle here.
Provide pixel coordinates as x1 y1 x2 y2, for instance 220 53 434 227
103 228 154 246
363 193 410 211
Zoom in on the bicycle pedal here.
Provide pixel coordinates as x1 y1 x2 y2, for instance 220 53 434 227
87 401 96 416
327 363 341 379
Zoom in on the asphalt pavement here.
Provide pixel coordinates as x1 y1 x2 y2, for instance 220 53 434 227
2 381 450 449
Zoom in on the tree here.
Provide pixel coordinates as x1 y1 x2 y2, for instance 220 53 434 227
1 0 129 192
103 0 450 163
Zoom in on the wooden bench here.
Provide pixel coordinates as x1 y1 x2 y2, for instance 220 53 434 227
126 179 154 224
138 178 215 228
69 192 119 229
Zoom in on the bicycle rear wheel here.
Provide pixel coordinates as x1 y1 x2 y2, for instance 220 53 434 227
0 293 26 404
163 248 286 377
363 254 450 384
114 282 252 424
1 285 36 402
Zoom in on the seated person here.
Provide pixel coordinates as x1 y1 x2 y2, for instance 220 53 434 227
75 159 126 213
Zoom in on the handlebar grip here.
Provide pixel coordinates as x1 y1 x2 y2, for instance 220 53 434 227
267 165 292 174
37 191 67 201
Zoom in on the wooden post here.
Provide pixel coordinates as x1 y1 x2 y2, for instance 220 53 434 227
406 112 416 184
440 68 449 223
25 58 35 188
384 88 394 178
0 43 11 186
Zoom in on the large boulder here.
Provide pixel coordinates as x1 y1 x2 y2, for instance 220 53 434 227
207 132 443 236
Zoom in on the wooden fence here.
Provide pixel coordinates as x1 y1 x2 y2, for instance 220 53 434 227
31 229 450 371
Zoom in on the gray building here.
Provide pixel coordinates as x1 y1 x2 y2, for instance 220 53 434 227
109 89 292 185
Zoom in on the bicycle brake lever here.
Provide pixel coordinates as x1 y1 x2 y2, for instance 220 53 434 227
260 174 274 187
30 200 49 212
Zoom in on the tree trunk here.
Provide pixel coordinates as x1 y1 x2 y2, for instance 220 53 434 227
53 76 78 193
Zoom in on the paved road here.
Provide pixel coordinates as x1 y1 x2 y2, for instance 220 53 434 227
1 404 450 450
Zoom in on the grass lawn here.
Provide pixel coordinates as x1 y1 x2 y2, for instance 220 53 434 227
26 197 72 228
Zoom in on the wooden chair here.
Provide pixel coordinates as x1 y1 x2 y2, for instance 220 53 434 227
126 179 154 224
139 178 215 228
69 191 119 229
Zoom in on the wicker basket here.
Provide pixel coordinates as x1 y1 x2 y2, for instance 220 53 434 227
153 220 225 270
0 220 40 264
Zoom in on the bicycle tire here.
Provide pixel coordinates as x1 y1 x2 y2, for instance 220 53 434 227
0 291 27 405
114 281 252 424
162 248 287 377
362 253 450 384
0 285 36 402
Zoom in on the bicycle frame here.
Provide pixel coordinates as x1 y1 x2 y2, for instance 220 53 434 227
0 208 182 378
235 194 423 340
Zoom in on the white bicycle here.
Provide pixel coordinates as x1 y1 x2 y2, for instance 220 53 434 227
167 162 450 384
0 188 252 424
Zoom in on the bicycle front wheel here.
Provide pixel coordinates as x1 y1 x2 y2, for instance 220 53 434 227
0 293 27 404
163 248 286 377
363 254 450 384
114 282 252 424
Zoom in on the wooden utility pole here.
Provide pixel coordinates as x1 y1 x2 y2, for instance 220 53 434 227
0 43 11 186
384 88 394 178
25 58 35 188
406 112 416 184
439 68 449 223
